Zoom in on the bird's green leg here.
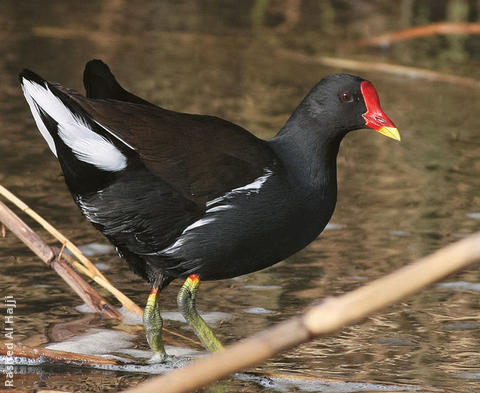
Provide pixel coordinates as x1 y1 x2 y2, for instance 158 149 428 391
143 287 167 362
177 274 224 352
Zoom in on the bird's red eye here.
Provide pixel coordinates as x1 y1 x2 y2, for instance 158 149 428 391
339 91 353 103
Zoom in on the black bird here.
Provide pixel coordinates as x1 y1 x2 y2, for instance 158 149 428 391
19 60 399 361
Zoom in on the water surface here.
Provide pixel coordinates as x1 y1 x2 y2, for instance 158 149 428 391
1 1 480 392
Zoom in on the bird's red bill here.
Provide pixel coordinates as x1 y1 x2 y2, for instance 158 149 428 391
360 81 400 141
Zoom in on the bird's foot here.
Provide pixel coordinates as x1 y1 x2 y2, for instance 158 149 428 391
145 327 167 361
147 351 169 364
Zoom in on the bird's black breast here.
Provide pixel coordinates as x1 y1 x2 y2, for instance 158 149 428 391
145 168 337 281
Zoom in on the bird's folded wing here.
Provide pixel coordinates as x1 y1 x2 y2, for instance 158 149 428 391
52 84 277 206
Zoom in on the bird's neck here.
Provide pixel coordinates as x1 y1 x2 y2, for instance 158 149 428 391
269 110 342 194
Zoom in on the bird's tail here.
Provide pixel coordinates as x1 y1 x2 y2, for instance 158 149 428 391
19 69 130 178
83 59 154 106
19 69 61 157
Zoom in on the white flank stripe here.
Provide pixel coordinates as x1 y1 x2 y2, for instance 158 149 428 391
158 170 273 257
205 204 234 213
21 79 127 172
157 217 217 256
205 196 224 208
160 237 185 256
182 217 216 233
230 169 272 193
206 169 272 208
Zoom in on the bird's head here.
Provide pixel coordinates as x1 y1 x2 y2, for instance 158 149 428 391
304 74 400 141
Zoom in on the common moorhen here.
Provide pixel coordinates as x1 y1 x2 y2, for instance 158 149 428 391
19 60 399 361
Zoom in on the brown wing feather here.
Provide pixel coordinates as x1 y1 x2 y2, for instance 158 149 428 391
52 84 277 204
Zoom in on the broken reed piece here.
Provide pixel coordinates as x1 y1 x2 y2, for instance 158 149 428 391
121 232 480 393
0 184 142 316
50 247 121 318
0 342 117 366
0 199 120 318
0 390 72 393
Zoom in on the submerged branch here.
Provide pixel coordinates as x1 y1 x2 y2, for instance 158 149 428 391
122 232 480 393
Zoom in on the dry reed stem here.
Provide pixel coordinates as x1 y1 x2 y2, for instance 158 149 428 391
121 232 480 393
0 342 117 366
0 200 120 318
0 185 142 316
355 22 480 47
0 390 72 393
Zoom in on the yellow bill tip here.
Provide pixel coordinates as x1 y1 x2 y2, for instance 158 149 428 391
378 126 401 141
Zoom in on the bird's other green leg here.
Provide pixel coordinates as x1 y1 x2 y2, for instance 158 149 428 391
177 274 224 352
143 287 167 362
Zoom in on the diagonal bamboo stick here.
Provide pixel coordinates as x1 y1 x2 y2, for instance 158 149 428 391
0 200 120 318
0 184 143 316
121 232 480 393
